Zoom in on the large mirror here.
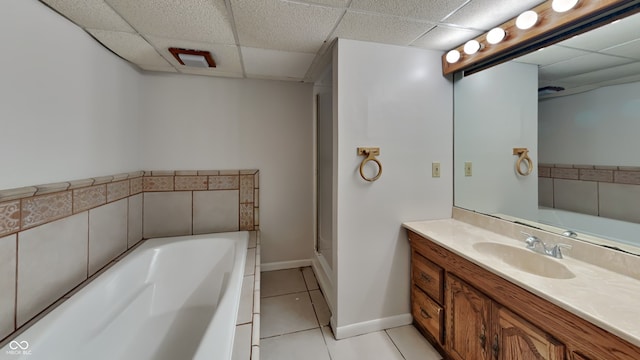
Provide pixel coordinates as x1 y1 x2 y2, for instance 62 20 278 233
454 9 640 255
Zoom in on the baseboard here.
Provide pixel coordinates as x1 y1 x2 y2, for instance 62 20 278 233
333 313 413 340
260 259 313 272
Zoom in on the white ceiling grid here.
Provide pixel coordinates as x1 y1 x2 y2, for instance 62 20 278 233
39 0 640 93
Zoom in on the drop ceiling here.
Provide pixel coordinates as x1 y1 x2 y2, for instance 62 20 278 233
40 0 640 95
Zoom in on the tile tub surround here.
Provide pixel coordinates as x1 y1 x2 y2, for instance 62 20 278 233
0 169 260 344
539 163 640 223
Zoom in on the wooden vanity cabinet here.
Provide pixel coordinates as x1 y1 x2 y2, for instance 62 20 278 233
408 230 640 360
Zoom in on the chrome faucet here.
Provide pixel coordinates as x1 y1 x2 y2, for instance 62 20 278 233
521 232 571 259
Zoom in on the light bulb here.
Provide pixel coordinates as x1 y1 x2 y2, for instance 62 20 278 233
516 10 538 30
552 0 579 12
446 50 461 63
486 28 506 44
463 40 481 55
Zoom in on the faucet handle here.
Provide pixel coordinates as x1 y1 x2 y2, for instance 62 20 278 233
550 243 572 259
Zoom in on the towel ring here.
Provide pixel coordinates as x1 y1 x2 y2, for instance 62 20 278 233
357 147 382 182
513 147 533 176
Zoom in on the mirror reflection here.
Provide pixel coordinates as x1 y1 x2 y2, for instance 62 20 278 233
454 11 640 255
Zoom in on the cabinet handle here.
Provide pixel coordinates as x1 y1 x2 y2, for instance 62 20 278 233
420 308 431 319
420 272 432 283
479 324 486 349
492 334 500 360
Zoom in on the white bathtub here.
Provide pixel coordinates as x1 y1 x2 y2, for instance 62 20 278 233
1 232 248 360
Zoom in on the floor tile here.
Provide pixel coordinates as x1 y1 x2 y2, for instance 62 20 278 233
302 266 319 290
386 325 442 360
261 328 330 360
261 292 318 338
309 289 331 326
261 269 307 297
322 326 404 360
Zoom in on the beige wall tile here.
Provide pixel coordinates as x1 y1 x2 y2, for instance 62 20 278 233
209 175 239 190
0 200 20 237
128 194 143 248
143 192 192 238
175 176 208 191
599 182 640 223
89 200 128 276
240 175 254 203
614 170 640 185
553 179 598 216
193 190 240 234
538 166 551 178
22 192 73 229
107 180 130 202
538 178 554 208
73 185 107 213
580 169 613 182
240 203 255 231
17 213 88 326
143 176 174 191
130 177 143 194
0 234 16 339
550 167 579 180
0 186 37 202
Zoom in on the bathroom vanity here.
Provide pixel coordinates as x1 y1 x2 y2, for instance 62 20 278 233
404 218 640 360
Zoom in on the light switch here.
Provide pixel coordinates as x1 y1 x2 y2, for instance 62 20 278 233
432 162 441 178
464 162 472 177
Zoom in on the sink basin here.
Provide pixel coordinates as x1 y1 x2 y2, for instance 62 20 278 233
472 242 576 279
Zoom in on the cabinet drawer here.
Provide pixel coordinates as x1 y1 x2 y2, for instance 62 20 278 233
412 286 444 344
412 250 443 303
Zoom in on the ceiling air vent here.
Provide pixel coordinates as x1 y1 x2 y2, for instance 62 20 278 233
169 48 216 68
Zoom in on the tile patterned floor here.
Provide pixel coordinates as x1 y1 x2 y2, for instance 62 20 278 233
260 267 442 360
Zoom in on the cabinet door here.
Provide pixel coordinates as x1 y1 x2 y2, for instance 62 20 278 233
571 352 591 360
446 274 492 360
494 305 565 360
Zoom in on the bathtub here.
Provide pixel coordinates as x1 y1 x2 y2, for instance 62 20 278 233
537 207 640 248
1 231 248 360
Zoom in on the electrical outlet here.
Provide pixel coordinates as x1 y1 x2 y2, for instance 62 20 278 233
464 162 472 176
432 162 441 178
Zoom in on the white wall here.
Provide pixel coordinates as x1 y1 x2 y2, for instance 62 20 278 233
539 81 640 166
0 0 140 189
454 61 538 220
139 74 314 264
333 39 453 338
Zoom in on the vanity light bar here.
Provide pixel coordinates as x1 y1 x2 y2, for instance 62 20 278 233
441 0 637 75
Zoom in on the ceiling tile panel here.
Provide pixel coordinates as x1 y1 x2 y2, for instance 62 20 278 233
241 47 316 80
560 14 640 51
411 25 482 51
104 0 235 44
294 0 350 7
515 45 591 67
177 67 244 78
145 36 244 76
602 39 640 61
333 11 435 46
552 62 640 88
445 0 544 30
41 0 135 32
350 0 467 22
231 0 343 53
540 53 634 81
88 29 172 67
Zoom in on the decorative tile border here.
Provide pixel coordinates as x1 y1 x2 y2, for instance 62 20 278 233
0 170 260 237
540 164 640 185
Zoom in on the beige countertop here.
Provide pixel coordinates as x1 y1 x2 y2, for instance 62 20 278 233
403 218 640 348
